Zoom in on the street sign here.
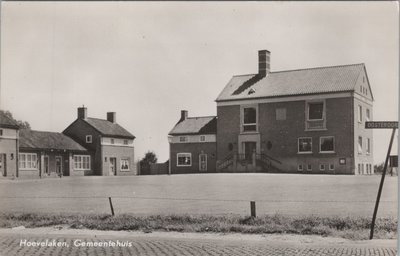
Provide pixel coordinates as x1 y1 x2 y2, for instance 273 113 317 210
365 121 398 129
389 155 398 168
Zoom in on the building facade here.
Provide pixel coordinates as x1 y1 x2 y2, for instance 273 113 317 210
63 107 136 176
215 50 373 175
0 112 19 178
168 110 217 174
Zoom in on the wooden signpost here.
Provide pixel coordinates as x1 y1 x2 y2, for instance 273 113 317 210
365 121 398 240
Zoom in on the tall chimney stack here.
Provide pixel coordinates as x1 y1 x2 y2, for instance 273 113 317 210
258 50 270 76
180 110 188 121
107 112 116 123
77 106 87 119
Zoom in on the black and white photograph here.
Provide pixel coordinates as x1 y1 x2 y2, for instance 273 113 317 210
0 1 398 255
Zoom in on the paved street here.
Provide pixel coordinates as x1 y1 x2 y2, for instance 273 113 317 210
0 228 396 256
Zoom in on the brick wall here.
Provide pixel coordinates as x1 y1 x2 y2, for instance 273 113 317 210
0 138 18 178
101 145 136 176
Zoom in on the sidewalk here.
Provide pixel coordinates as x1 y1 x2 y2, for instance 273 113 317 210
0 227 396 256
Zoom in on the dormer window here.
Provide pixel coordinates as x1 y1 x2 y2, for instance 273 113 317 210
86 135 92 143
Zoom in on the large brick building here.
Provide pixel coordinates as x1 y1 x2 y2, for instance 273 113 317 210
216 50 373 175
64 107 136 176
168 110 217 174
169 50 373 175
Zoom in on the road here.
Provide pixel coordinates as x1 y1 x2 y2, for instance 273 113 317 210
0 228 396 256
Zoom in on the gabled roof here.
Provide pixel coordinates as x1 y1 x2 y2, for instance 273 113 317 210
216 63 370 102
19 129 87 151
0 111 19 129
84 117 135 139
169 116 217 136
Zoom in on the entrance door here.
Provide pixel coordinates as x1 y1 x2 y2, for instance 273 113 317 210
44 156 49 176
55 156 62 176
0 154 6 177
199 154 207 171
109 157 117 176
244 142 256 162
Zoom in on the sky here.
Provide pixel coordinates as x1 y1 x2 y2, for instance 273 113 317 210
0 1 398 163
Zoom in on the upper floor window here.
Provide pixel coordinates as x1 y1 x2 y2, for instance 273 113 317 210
124 140 128 145
0 129 3 136
366 138 371 154
86 135 92 143
111 139 115 144
298 137 312 153
320 136 335 153
19 153 37 169
242 107 257 132
366 108 370 121
276 108 286 121
306 101 325 130
179 136 188 142
200 135 206 142
358 105 362 123
358 136 363 154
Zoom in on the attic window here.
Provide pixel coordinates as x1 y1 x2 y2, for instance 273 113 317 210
248 88 256 95
86 135 92 143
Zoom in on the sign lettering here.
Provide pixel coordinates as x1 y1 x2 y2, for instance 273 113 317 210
365 121 398 129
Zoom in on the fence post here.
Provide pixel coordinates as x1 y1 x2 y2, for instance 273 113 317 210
250 201 256 218
108 197 115 216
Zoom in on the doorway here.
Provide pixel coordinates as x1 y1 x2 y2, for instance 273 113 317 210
0 154 6 177
243 142 256 163
44 156 49 176
199 154 207 171
55 156 62 176
109 157 117 176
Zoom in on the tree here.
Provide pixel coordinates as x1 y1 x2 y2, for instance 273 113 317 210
0 110 31 129
140 151 158 175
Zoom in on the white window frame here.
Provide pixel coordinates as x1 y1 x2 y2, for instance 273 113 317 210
297 164 303 171
86 135 92 143
120 158 130 171
298 137 312 154
320 164 325 171
179 136 188 142
358 105 362 123
307 164 312 171
241 105 258 133
366 108 370 121
200 135 206 142
177 153 192 167
366 138 371 154
319 136 335 153
123 139 128 145
199 154 207 171
329 164 335 171
19 153 38 170
305 100 326 130
358 136 363 154
74 155 91 170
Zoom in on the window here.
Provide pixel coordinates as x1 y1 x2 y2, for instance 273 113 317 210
306 101 325 130
111 139 115 144
358 164 361 174
320 136 335 153
366 138 371 154
200 135 206 142
276 108 286 120
179 136 188 142
307 164 312 171
86 135 92 143
124 140 128 145
298 137 312 153
366 108 370 121
358 105 362 123
242 107 257 132
0 129 3 136
74 155 91 170
297 164 303 171
177 153 191 166
358 136 363 153
120 158 130 171
329 164 335 171
19 153 37 169
320 164 325 171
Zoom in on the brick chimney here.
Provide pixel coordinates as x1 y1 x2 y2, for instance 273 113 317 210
258 50 271 76
107 112 116 123
180 110 188 121
77 106 87 119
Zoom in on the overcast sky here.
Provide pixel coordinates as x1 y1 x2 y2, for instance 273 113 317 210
1 1 398 163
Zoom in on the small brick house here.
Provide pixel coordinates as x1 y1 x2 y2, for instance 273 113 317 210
63 107 136 176
168 110 217 174
18 129 91 178
216 50 374 175
0 111 19 178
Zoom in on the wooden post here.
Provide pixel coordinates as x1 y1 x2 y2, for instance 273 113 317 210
250 201 256 218
108 197 115 216
370 128 396 239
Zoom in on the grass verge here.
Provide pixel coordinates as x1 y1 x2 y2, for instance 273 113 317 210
0 213 396 240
